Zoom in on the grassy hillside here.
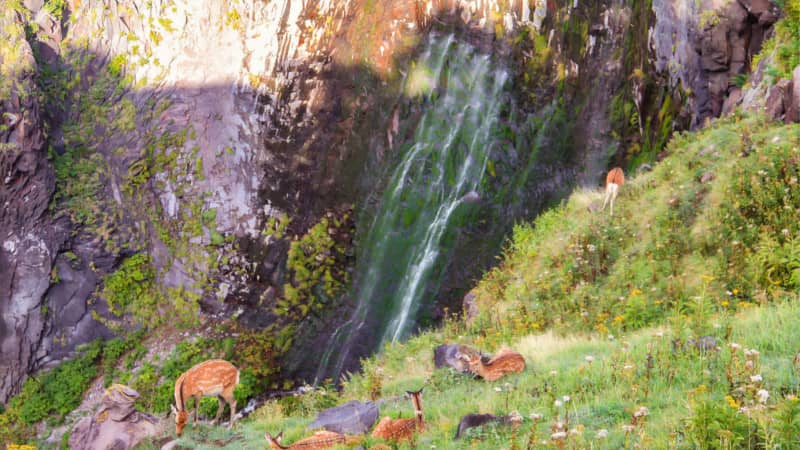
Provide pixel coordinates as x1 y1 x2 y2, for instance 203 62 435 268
142 109 800 449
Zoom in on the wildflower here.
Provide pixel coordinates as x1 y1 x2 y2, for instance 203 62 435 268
745 360 754 370
585 355 595 363
725 395 738 408
745 349 760 358
750 374 763 382
729 342 742 351
596 429 609 439
757 389 769 404
622 424 635 433
634 406 649 418
569 428 580 436
562 395 571 403
529 412 543 421
623 364 635 370
495 386 503 392
721 301 729 307
504 382 512 390
782 229 790 236
554 399 563 407
508 411 523 423
551 431 567 439
608 334 615 340
550 370 559 377
655 331 664 338
739 406 750 415
587 244 596 252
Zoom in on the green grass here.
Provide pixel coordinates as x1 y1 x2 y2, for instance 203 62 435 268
129 112 800 449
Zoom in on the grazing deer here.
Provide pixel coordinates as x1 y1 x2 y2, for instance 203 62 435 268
265 430 360 449
601 167 625 216
171 359 239 436
457 348 526 381
371 388 425 442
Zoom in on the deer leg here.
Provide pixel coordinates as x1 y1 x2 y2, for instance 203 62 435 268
193 395 199 427
601 188 610 211
610 190 617 217
211 396 225 425
223 389 237 429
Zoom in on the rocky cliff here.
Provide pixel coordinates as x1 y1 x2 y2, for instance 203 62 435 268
0 0 787 404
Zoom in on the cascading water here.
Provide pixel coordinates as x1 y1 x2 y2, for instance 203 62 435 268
316 33 508 382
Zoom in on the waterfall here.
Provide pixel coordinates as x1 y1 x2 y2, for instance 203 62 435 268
316 33 508 382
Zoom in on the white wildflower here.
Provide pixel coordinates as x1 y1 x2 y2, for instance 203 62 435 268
622 424 635 433
757 389 769 404
750 374 763 383
569 428 580 436
585 355 595 363
495 386 503 392
554 399 563 407
634 406 649 418
596 429 609 439
551 431 567 439
623 364 635 370
729 342 742 351
782 229 790 236
562 395 571 403
550 370 559 377
529 412 543 421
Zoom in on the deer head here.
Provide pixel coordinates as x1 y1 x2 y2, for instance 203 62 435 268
264 431 286 449
171 404 189 436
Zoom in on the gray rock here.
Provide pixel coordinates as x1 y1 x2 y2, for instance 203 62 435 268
69 385 160 450
765 79 790 121
433 344 481 372
787 66 800 123
307 400 379 435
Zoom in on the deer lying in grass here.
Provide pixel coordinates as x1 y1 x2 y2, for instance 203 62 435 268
601 167 625 216
371 388 425 442
171 359 239 436
265 430 360 449
457 348 526 381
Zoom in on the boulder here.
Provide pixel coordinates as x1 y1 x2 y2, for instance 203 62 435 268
721 87 742 116
765 79 791 121
69 385 160 450
786 66 800 123
307 400 379 435
433 344 481 372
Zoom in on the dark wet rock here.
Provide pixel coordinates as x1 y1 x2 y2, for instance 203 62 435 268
307 400 379 435
454 412 522 439
69 385 161 450
433 344 481 372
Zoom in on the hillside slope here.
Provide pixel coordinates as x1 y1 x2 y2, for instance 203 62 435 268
146 110 800 450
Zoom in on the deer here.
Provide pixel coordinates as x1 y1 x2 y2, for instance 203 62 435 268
170 359 239 436
457 348 526 382
371 388 425 442
265 430 361 449
601 167 625 216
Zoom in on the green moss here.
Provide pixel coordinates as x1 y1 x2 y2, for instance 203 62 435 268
102 253 160 323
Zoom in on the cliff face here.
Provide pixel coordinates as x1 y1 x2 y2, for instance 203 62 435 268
0 5 58 403
0 0 783 403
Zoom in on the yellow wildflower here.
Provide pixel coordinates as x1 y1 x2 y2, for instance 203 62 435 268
724 395 738 409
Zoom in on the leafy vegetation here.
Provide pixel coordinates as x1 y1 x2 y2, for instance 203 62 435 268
0 341 103 445
277 211 354 321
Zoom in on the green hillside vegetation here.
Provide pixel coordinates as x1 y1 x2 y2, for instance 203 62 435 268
142 111 800 449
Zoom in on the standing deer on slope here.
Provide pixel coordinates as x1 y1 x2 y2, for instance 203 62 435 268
171 359 239 436
371 388 425 442
601 167 625 216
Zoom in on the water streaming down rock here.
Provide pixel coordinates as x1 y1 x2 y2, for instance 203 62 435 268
316 34 508 381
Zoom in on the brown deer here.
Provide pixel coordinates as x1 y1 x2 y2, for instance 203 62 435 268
171 359 239 436
601 167 625 216
457 348 526 381
371 388 425 442
265 430 361 449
